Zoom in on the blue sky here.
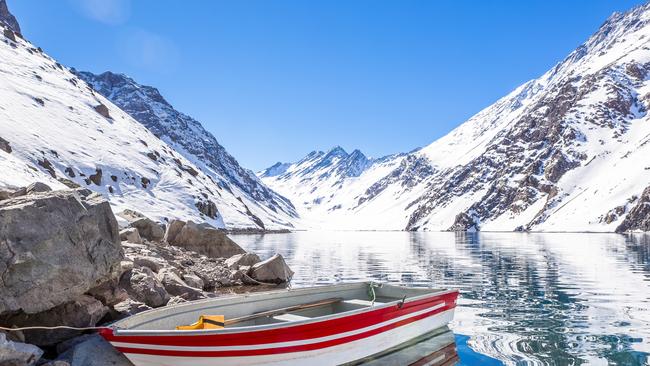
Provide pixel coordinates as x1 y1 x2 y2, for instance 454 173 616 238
10 0 646 171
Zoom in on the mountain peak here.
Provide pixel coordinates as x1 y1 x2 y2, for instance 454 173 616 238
0 0 20 34
326 146 348 157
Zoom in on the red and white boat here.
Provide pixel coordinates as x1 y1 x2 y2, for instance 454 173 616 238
100 282 459 366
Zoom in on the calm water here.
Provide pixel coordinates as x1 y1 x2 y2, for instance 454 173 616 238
232 232 650 366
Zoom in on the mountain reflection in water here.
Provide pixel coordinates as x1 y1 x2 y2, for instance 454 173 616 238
233 232 650 365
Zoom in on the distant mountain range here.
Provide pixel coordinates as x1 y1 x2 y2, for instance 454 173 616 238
2 0 650 232
260 2 650 233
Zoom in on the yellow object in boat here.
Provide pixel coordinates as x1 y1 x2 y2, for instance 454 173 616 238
176 315 225 330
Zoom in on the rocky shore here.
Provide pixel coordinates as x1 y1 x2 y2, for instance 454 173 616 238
0 183 293 366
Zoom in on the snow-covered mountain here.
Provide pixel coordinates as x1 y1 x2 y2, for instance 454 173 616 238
0 2 296 230
74 70 297 227
261 2 650 232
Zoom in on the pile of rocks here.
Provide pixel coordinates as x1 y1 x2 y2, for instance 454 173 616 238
0 183 294 366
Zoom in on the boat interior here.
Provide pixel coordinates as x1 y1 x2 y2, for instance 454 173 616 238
112 282 449 333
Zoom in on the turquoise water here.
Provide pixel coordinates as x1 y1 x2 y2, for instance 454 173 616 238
233 232 650 365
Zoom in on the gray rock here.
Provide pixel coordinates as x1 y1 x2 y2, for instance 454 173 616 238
24 182 51 195
0 189 123 315
56 334 133 366
111 299 151 319
132 255 164 273
182 273 204 290
225 253 261 269
163 219 186 244
249 254 294 284
157 268 206 301
166 296 188 306
119 267 169 308
117 209 164 242
119 228 142 244
168 221 245 258
2 295 107 346
41 361 70 366
0 332 42 366
86 278 128 306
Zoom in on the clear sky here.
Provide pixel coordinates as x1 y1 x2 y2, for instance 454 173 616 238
9 0 646 171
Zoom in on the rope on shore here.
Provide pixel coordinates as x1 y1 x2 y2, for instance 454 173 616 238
0 325 110 332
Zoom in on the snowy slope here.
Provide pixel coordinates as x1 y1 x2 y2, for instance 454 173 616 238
262 2 650 232
0 19 295 230
74 70 298 228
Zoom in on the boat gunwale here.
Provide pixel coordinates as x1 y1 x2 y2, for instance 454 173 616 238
111 282 458 337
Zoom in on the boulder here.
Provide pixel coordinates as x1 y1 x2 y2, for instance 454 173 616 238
157 268 206 301
249 254 294 284
182 274 204 290
119 228 142 244
225 253 261 269
111 299 151 320
163 219 186 244
167 221 245 258
119 267 169 308
132 255 164 273
86 278 128 307
0 189 123 315
0 332 43 366
166 296 188 306
117 210 164 242
1 295 107 346
56 334 132 366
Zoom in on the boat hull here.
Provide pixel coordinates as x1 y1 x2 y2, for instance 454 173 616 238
102 288 458 366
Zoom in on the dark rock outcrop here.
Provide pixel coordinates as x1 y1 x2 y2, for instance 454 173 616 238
0 136 11 153
0 0 21 34
616 186 650 232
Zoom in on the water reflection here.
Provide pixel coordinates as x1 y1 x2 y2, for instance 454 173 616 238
232 232 650 365
354 328 459 366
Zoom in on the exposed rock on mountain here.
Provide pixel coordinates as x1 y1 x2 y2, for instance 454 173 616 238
616 186 650 232
74 70 298 230
0 188 123 315
0 0 20 34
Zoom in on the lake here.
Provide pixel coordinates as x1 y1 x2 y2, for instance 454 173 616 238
232 231 650 365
